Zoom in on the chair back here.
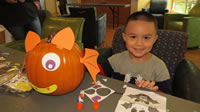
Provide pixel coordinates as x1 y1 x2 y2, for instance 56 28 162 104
150 0 168 14
112 26 188 78
69 7 98 48
42 16 85 49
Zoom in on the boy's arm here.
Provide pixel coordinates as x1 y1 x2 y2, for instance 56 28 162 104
153 60 171 94
155 79 172 94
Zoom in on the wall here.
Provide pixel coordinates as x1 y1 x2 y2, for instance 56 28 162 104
45 0 59 16
82 0 131 25
138 0 150 11
168 0 173 10
138 0 173 11
44 0 175 24
173 0 186 2
81 0 173 25
39 0 46 10
46 0 174 24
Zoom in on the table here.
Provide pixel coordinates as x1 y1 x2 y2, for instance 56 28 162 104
65 3 131 29
0 45 200 112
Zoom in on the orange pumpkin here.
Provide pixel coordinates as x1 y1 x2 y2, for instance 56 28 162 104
25 41 85 95
25 27 99 95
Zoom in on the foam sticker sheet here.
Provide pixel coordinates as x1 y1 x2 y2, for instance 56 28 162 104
83 81 115 102
115 87 167 112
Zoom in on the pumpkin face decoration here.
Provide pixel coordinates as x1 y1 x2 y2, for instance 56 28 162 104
25 27 100 95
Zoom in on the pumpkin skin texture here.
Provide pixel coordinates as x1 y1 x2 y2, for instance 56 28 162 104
25 39 85 95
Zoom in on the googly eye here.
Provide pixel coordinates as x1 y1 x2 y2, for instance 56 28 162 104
42 53 60 71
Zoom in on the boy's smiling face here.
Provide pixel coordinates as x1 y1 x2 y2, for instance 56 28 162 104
123 20 158 62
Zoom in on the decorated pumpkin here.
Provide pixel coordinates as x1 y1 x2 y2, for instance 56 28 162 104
24 27 100 95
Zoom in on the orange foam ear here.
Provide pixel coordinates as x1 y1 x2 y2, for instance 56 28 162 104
51 27 75 50
25 31 41 52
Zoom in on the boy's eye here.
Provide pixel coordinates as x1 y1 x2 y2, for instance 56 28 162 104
144 36 150 39
130 35 136 38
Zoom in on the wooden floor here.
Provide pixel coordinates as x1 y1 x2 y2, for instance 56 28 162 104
98 24 200 69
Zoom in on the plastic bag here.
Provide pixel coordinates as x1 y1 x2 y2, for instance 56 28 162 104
0 62 32 97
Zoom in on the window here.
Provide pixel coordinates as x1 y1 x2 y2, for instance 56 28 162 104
172 0 197 13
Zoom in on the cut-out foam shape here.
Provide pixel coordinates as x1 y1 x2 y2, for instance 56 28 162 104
102 79 107 82
15 81 32 92
51 27 75 50
136 74 143 82
85 89 95 95
83 81 115 102
93 85 101 89
80 48 100 85
29 82 57 94
96 88 111 96
25 31 41 52
124 73 132 83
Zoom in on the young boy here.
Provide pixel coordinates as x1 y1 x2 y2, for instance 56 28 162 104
100 11 171 94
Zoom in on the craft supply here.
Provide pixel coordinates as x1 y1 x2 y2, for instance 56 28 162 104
124 73 132 83
93 101 99 110
83 81 115 102
115 87 167 112
0 56 6 61
123 85 127 89
77 91 84 110
0 61 10 69
102 79 107 82
0 72 16 86
3 73 32 92
136 74 142 82
77 102 83 110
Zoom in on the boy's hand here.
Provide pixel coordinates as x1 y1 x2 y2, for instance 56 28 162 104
135 80 158 91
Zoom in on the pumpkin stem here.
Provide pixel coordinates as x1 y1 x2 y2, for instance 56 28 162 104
47 32 56 43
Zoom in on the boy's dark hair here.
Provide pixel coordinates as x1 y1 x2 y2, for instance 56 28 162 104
124 11 158 31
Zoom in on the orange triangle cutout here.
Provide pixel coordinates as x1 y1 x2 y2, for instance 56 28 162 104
25 31 41 52
51 27 75 50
